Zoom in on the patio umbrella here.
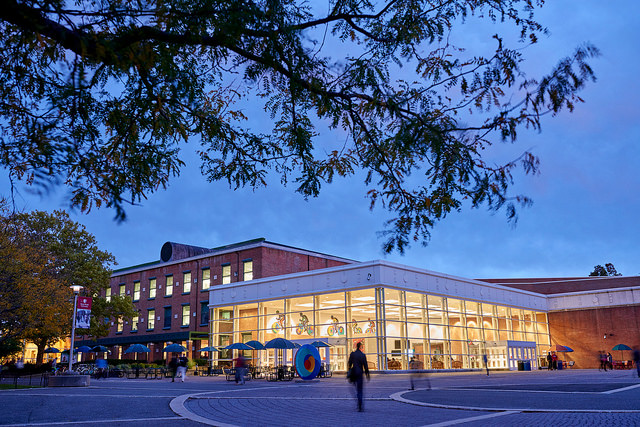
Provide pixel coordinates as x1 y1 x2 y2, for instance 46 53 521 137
311 341 331 348
92 345 110 353
562 346 574 352
44 348 60 353
547 344 568 352
199 346 219 352
225 342 254 351
245 340 265 350
76 345 93 353
612 343 632 360
264 338 297 349
124 344 151 353
163 343 187 353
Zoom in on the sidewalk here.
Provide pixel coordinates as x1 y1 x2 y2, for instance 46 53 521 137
0 369 638 426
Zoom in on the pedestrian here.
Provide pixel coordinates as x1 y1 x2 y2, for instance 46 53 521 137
347 341 370 412
607 352 613 371
409 356 418 390
234 353 246 385
169 357 178 382
599 351 607 372
177 356 188 382
483 354 489 376
632 346 640 378
551 352 558 370
546 352 553 370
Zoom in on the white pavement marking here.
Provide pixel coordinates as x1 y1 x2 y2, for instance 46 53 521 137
420 411 521 427
3 416 184 426
445 387 599 394
190 396 392 400
170 392 238 427
602 383 640 394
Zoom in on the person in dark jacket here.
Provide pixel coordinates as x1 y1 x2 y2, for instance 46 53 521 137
347 341 370 412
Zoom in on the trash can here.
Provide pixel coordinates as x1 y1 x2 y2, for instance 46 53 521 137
557 360 563 370
524 361 531 371
517 360 524 371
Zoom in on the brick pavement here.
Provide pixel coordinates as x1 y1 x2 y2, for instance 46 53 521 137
0 369 639 426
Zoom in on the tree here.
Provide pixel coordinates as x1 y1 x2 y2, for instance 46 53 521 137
0 206 136 364
589 263 622 277
0 1 598 252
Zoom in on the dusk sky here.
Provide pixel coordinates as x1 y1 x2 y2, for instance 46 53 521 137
3 1 639 279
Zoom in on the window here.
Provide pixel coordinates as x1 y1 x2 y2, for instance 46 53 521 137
147 309 155 330
243 260 253 281
105 288 111 302
133 281 140 301
165 275 173 297
131 315 139 332
163 307 172 328
183 272 191 294
119 284 126 296
182 305 190 327
116 318 123 333
202 268 210 290
200 301 209 325
222 264 231 284
149 278 156 299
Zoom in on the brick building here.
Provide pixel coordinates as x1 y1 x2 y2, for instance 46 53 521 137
483 276 640 369
77 238 352 361
78 238 640 371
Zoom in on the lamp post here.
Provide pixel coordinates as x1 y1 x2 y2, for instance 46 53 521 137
69 285 83 373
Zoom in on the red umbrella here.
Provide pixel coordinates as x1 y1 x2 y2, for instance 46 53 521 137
548 344 568 352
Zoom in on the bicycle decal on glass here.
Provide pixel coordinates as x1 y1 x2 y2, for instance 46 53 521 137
365 317 376 334
352 319 362 334
327 315 345 336
296 313 314 335
271 310 286 334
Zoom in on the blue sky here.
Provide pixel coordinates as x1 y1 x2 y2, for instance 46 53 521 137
3 1 639 278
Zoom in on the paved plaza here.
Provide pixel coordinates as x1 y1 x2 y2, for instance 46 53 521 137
1 369 639 426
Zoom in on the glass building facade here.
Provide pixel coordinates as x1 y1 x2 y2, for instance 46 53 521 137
210 286 550 371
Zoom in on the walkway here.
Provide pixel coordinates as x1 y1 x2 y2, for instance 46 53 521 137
1 369 639 426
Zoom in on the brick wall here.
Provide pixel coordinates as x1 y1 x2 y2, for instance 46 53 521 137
548 305 640 368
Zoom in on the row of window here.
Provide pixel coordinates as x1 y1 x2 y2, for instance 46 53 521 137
107 261 254 302
115 302 210 334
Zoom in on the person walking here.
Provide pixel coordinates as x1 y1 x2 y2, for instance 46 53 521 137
169 357 178 382
599 351 607 372
347 341 370 412
177 356 188 382
234 353 246 385
607 352 613 371
547 352 553 371
632 346 640 378
551 352 558 370
483 354 490 376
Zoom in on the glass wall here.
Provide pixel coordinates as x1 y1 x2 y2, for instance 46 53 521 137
210 287 550 371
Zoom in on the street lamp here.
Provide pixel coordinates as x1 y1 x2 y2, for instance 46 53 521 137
69 285 83 373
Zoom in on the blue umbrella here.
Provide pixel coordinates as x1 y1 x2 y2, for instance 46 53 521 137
124 344 151 353
264 338 297 349
311 341 331 348
163 343 186 353
199 346 219 352
225 342 254 351
612 343 632 360
76 345 93 353
44 348 60 353
245 340 265 350
91 345 110 353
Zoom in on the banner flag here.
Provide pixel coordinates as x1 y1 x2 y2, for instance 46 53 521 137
76 297 92 329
